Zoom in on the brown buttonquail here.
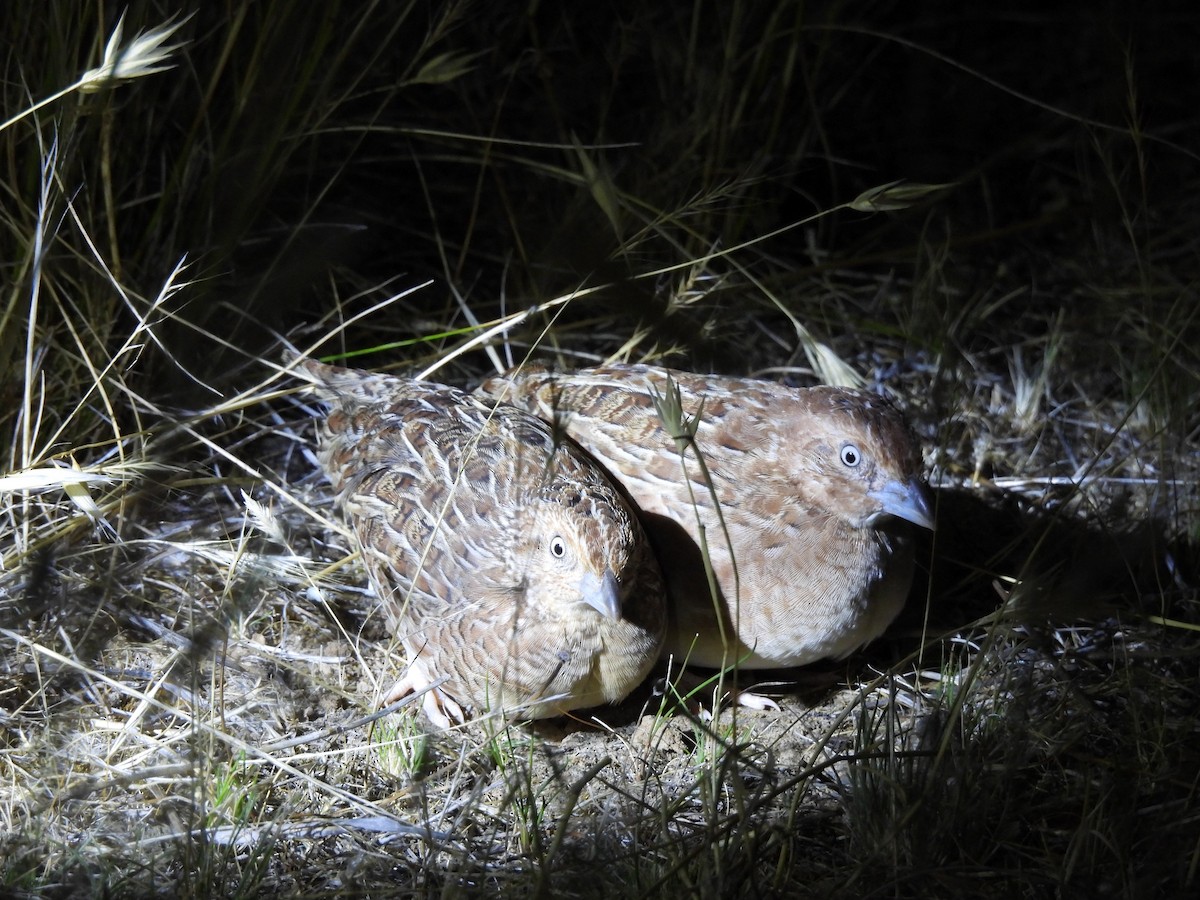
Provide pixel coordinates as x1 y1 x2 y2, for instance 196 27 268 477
479 363 934 673
291 356 666 726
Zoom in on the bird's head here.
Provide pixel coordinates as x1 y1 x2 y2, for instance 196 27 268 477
520 457 644 621
793 388 934 532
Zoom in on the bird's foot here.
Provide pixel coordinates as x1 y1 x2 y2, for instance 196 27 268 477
654 670 782 716
385 657 465 729
728 687 781 711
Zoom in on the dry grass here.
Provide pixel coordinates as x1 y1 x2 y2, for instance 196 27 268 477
2 2 1198 897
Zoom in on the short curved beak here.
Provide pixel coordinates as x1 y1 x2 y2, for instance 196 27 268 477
870 476 935 531
579 567 622 619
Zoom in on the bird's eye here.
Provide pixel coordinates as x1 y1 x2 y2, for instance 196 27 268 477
839 443 862 467
549 536 567 558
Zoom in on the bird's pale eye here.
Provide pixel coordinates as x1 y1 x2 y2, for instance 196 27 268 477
839 442 862 467
549 535 568 558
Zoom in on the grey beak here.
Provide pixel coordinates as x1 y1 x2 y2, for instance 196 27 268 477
870 476 936 531
579 567 622 619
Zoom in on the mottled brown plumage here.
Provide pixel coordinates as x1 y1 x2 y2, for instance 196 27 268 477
478 363 934 672
291 356 666 726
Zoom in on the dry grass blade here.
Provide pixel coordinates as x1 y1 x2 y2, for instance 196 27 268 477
78 12 192 91
847 180 957 213
0 13 190 133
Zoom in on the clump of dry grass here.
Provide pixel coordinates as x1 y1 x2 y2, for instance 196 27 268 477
2 2 1199 898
